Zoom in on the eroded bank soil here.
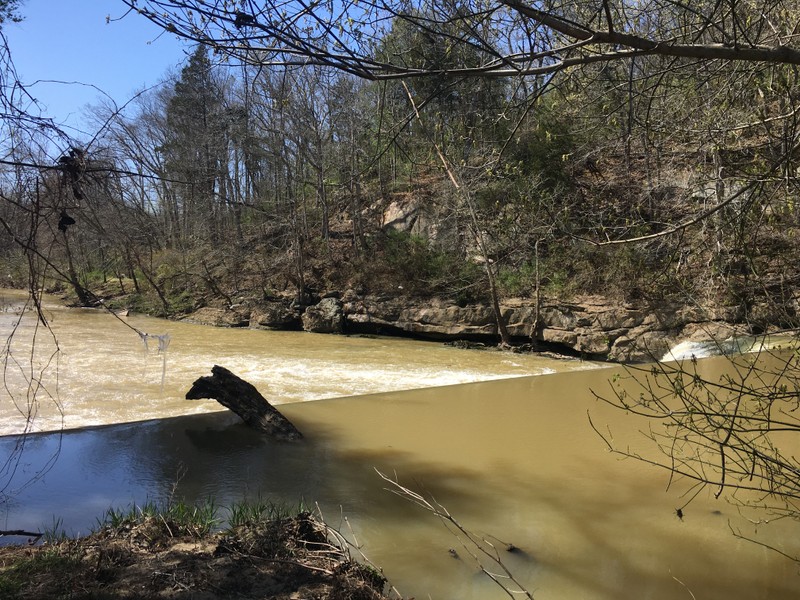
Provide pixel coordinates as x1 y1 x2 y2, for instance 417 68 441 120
0 513 391 600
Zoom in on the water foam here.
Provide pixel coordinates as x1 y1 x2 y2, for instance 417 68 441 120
0 295 606 435
660 335 781 362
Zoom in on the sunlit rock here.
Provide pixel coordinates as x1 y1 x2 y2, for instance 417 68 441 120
302 297 344 333
251 302 300 330
182 306 248 327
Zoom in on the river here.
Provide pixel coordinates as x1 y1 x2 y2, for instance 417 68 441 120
1 290 799 599
0 289 600 435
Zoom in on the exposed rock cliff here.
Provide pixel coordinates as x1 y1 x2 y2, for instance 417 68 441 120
339 294 690 362
184 291 768 363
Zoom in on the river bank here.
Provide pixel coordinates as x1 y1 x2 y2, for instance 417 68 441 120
174 290 793 363
0 505 391 600
35 265 798 363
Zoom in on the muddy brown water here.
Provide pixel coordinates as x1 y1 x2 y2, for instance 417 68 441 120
0 290 599 435
1 290 799 599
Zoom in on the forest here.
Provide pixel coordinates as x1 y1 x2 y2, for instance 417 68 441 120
2 0 800 343
2 1 800 587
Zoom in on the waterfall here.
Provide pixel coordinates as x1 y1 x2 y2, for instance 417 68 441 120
661 336 759 362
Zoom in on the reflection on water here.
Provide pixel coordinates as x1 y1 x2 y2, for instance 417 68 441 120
2 367 799 600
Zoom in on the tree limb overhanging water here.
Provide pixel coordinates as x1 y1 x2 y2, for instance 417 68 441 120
590 342 800 557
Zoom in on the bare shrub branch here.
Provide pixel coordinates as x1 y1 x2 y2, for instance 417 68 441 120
376 468 534 599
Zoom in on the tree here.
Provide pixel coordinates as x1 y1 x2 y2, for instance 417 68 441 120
120 2 800 269
161 45 228 244
374 8 510 154
123 0 800 530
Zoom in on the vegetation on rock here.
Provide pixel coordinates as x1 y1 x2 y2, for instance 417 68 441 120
3 4 800 342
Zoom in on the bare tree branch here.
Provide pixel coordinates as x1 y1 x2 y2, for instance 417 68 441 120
376 469 535 599
122 0 800 83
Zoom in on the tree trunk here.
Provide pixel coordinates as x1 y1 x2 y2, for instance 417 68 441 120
62 232 91 306
484 260 511 346
531 238 542 349
185 365 303 441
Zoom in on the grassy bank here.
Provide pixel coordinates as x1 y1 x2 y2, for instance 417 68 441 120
0 499 391 600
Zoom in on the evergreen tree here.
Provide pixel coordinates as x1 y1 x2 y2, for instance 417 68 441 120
161 45 227 243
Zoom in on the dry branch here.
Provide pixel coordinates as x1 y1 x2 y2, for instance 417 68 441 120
375 469 534 599
185 365 303 440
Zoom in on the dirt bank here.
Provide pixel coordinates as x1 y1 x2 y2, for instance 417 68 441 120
0 512 393 600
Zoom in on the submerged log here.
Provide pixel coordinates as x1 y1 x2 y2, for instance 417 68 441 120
186 365 303 441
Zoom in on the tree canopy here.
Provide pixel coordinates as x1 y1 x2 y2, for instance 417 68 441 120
122 1 800 78
1 1 800 529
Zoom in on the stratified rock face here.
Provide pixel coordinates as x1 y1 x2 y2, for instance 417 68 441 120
503 297 663 361
337 293 756 362
251 302 301 330
343 296 497 338
301 297 344 334
341 295 652 357
187 291 765 363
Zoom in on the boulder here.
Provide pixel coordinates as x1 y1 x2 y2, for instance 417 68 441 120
576 332 612 355
541 328 579 347
183 307 249 327
608 330 675 362
302 297 345 333
344 297 497 338
503 305 537 337
251 302 300 330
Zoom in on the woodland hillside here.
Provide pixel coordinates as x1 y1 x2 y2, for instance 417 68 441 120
4 1 800 573
3 2 800 344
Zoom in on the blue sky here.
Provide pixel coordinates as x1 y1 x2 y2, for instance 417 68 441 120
4 0 191 139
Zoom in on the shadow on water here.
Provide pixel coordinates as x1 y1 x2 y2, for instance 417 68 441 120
0 408 491 530
2 369 800 600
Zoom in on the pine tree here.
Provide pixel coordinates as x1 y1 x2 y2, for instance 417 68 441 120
161 45 226 243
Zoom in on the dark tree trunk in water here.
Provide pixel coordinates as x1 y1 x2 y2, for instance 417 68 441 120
186 365 303 441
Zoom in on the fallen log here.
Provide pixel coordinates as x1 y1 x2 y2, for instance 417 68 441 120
0 529 42 540
186 365 303 441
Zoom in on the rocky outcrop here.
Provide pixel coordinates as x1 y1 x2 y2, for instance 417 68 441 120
251 301 301 330
343 295 497 338
338 293 759 362
301 297 344 334
340 294 663 360
182 306 249 328
185 291 767 363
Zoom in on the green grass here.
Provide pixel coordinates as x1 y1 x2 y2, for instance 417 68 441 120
0 545 83 600
43 516 69 544
226 496 302 529
99 497 219 538
96 497 309 538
